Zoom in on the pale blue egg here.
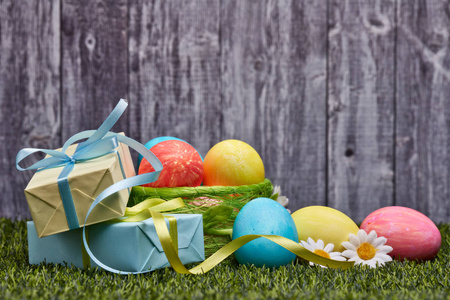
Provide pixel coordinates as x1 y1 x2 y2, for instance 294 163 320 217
232 197 298 268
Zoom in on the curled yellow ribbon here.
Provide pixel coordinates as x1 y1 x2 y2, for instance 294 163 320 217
121 197 185 222
86 197 353 273
149 209 354 273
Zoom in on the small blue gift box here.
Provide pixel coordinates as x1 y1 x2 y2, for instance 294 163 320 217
27 214 204 272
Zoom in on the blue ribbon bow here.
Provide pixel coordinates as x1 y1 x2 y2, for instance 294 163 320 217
16 99 163 230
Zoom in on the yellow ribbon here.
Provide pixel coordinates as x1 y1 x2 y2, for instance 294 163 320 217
121 197 185 222
119 198 184 255
149 209 354 273
82 197 185 268
85 197 353 272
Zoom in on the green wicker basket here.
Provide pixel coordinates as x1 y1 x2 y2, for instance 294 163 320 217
128 179 274 258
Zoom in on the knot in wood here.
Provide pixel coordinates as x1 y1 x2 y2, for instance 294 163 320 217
363 13 390 35
427 30 448 54
254 60 264 71
85 34 96 50
345 149 354 157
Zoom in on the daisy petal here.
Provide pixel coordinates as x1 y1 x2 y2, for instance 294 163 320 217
373 257 387 266
349 234 361 247
277 196 288 207
373 236 388 248
382 256 393 263
341 250 357 259
330 254 347 261
350 257 363 264
375 253 393 263
329 251 344 257
376 245 393 254
307 237 316 247
323 243 334 253
300 241 313 252
365 260 377 268
367 230 378 244
341 241 356 251
316 239 325 249
273 186 281 195
357 229 368 243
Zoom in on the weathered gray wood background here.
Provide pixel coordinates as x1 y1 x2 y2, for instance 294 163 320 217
1 0 450 223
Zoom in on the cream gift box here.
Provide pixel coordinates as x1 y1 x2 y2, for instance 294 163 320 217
24 135 135 238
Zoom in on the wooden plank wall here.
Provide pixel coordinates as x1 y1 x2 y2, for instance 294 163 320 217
1 0 449 224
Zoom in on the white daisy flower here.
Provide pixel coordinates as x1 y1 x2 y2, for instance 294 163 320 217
341 229 393 268
271 186 290 212
300 238 346 268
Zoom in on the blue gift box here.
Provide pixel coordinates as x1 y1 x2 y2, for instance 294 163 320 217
27 214 204 272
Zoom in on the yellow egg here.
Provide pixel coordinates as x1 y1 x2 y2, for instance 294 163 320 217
203 139 265 186
291 206 359 252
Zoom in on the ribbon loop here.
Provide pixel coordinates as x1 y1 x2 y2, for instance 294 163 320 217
120 198 185 222
16 99 163 231
16 148 71 171
71 136 119 161
16 100 128 173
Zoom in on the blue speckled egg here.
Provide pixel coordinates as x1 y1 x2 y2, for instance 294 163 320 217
138 136 204 168
232 198 298 268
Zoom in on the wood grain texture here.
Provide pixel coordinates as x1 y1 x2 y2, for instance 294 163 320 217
1 0 450 223
61 0 128 140
220 0 328 211
396 0 450 223
0 0 60 219
328 0 395 222
128 0 222 158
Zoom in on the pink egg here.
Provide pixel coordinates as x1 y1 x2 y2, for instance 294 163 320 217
360 206 441 261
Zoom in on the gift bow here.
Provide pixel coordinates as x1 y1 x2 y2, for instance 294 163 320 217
16 99 163 230
16 100 129 172
16 134 119 172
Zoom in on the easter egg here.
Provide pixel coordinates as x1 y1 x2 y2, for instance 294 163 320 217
203 139 265 186
137 136 184 169
291 206 359 252
138 140 203 188
360 206 441 261
232 198 298 268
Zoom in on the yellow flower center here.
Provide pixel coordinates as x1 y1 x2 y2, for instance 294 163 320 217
313 249 331 259
357 243 377 260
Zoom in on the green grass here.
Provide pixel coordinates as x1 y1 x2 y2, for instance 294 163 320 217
1 218 449 300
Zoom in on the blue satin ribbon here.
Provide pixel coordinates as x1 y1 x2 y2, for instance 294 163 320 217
81 132 169 274
16 99 163 230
